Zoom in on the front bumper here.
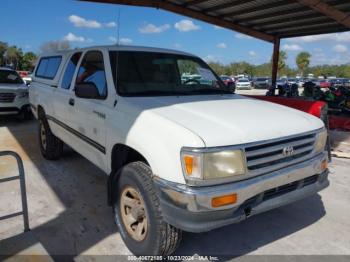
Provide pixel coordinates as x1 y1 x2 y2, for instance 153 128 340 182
153 152 329 233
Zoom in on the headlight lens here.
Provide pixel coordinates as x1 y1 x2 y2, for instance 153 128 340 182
181 149 246 183
314 129 328 154
18 91 29 98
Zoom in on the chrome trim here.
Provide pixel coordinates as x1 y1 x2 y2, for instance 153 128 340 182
156 152 328 212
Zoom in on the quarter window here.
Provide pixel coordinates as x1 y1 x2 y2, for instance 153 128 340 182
76 51 107 98
35 56 62 79
61 52 82 89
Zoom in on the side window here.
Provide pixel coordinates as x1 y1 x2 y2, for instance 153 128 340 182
76 51 107 98
61 52 82 90
35 56 62 79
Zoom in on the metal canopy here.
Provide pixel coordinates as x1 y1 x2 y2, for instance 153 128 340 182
80 0 350 43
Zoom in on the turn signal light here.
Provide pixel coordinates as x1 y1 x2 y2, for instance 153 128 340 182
321 159 328 171
184 155 194 175
211 193 237 207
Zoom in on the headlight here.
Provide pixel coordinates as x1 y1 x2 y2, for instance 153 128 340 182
181 148 246 184
18 91 29 98
314 129 328 154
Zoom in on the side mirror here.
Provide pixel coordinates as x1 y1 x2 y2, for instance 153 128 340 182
75 82 100 99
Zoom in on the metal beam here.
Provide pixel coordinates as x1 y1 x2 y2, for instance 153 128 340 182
202 0 255 13
296 0 350 28
271 37 280 96
279 25 347 38
222 0 297 19
267 21 338 34
79 0 275 42
183 0 210 7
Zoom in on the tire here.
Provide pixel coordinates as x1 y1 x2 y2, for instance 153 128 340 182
113 162 182 256
38 116 63 160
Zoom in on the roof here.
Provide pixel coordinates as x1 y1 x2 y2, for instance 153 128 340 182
80 0 350 42
38 45 195 57
0 67 15 71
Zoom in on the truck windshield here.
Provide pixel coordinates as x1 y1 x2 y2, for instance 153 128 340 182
111 51 230 96
0 69 24 84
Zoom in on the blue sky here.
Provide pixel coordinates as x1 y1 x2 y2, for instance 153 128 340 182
1 0 349 68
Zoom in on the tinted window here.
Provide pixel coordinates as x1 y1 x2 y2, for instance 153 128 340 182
35 56 62 79
76 51 107 98
61 52 82 89
113 51 228 97
0 70 24 84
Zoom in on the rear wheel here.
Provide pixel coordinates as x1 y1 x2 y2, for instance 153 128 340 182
113 162 182 256
39 116 63 160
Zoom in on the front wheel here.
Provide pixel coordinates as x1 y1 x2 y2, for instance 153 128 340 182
114 162 182 256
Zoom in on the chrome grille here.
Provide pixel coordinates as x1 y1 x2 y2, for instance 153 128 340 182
245 133 316 176
0 93 16 103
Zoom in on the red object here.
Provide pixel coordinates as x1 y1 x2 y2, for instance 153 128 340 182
319 81 331 89
247 95 325 118
17 71 29 78
246 95 350 132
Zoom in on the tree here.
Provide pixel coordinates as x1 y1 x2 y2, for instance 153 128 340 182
278 50 287 73
21 52 37 71
296 52 311 77
0 41 8 66
4 46 23 69
39 40 71 53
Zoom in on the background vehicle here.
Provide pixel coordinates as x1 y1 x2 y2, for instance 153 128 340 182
30 46 329 256
0 67 31 119
252 77 271 89
235 78 252 89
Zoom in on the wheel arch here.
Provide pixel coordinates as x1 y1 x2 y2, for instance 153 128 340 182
107 143 150 205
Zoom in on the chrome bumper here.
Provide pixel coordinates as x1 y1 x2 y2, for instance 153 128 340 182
153 152 329 232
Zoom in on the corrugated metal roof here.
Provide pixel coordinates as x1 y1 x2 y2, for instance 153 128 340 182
80 0 350 42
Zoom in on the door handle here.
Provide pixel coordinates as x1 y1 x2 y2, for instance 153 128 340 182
69 98 75 106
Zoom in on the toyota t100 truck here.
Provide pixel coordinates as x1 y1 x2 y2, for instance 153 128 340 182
29 45 329 256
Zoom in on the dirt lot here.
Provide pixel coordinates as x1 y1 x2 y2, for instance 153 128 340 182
0 117 350 261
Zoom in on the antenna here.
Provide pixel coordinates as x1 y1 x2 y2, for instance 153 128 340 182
117 8 121 45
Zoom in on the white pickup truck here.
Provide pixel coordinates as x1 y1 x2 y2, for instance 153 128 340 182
30 45 329 256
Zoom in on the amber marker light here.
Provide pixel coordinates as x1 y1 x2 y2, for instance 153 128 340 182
211 193 237 208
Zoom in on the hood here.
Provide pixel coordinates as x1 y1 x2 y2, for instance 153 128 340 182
0 83 28 92
123 94 324 147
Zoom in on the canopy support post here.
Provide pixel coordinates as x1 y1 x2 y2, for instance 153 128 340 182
271 37 280 96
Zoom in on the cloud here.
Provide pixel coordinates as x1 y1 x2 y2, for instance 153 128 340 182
213 25 223 30
69 15 101 28
63 32 92 43
69 15 116 28
105 22 117 28
217 43 227 49
283 44 303 51
108 36 117 43
333 44 348 53
288 32 350 43
235 33 252 39
119 38 133 45
139 23 170 34
174 20 200 32
249 51 257 56
173 43 182 49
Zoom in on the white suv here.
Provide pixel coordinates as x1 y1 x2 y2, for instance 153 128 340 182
30 45 329 256
0 67 31 119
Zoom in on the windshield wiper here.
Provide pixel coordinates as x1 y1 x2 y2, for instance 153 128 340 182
125 90 189 96
186 88 233 95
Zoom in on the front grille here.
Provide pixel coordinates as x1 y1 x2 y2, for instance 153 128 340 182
245 133 316 176
0 93 16 103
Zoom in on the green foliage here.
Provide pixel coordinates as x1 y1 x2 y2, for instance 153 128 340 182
296 52 311 76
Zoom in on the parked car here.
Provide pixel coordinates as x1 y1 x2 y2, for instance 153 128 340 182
329 78 345 87
0 67 31 119
29 45 329 256
220 75 234 86
287 78 297 85
316 79 331 89
235 78 252 89
253 77 271 89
